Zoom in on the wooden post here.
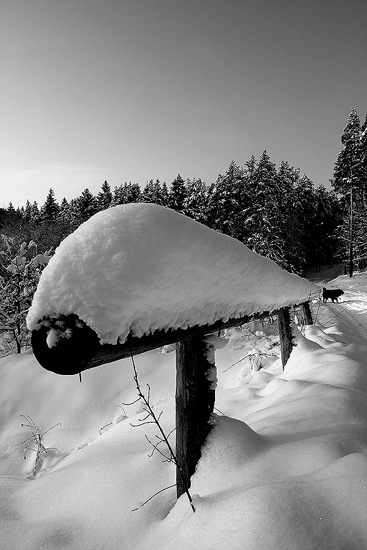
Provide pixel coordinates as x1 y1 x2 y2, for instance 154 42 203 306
298 301 313 326
175 335 216 499
278 307 293 369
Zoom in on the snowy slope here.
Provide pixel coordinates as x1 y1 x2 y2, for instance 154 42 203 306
1 274 367 549
27 204 318 345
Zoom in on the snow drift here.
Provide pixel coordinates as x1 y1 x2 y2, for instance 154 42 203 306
1 274 367 549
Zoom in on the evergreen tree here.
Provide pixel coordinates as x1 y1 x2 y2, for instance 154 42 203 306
75 189 98 223
332 108 367 276
183 178 209 223
56 198 77 238
206 161 246 240
112 184 129 205
274 161 305 272
2 203 22 236
168 174 187 212
0 208 6 230
126 182 142 202
360 114 367 205
142 179 156 203
333 108 364 200
111 182 142 206
23 200 32 222
40 188 59 222
245 151 285 264
142 179 168 205
29 202 40 222
97 181 112 211
160 182 169 205
7 202 16 215
22 200 39 224
59 197 69 214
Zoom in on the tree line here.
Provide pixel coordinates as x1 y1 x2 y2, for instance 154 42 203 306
0 108 366 354
1 152 343 274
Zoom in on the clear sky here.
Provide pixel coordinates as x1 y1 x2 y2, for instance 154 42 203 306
1 0 366 208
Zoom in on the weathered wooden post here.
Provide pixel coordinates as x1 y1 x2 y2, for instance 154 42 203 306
298 301 313 326
175 335 215 498
277 307 293 369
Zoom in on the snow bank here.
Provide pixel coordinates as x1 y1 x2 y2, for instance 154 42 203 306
0 349 176 477
3 293 367 549
27 204 317 344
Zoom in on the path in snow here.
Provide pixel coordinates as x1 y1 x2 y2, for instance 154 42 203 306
307 264 345 286
321 284 367 347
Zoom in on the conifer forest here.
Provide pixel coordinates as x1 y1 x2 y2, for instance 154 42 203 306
1 108 366 355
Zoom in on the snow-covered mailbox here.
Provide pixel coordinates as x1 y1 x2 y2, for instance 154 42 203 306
27 203 317 499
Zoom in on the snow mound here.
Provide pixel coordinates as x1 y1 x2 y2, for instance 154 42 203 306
2 281 367 548
27 204 317 344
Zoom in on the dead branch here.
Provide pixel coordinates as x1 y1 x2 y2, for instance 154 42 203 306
132 484 178 512
19 415 61 476
128 352 196 513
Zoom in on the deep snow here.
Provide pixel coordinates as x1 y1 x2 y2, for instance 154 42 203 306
1 203 365 549
27 204 317 345
1 273 367 549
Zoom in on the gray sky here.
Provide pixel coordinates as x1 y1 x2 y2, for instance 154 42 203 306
1 0 366 208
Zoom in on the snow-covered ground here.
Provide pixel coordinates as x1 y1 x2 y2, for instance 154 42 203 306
0 272 367 549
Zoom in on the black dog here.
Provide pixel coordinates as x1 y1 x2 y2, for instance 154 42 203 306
322 287 344 303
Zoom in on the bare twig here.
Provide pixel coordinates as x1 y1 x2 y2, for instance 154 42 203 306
132 484 177 512
99 422 113 435
19 415 60 476
145 434 171 461
223 327 278 373
121 397 140 406
128 352 196 513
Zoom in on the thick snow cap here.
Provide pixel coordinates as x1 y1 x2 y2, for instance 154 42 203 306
27 203 318 345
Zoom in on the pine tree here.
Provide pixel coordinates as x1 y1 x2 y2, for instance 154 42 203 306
75 189 98 223
145 181 170 207
30 202 40 221
333 108 364 198
274 161 305 272
0 208 6 230
111 182 142 206
183 178 209 223
206 161 246 240
56 198 77 238
160 182 169 205
142 179 168 205
112 184 128 205
7 202 16 215
40 189 59 223
20 200 39 224
23 200 32 222
332 108 367 276
168 174 187 212
2 203 22 236
126 182 142 202
360 114 367 206
245 151 284 263
97 181 112 211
